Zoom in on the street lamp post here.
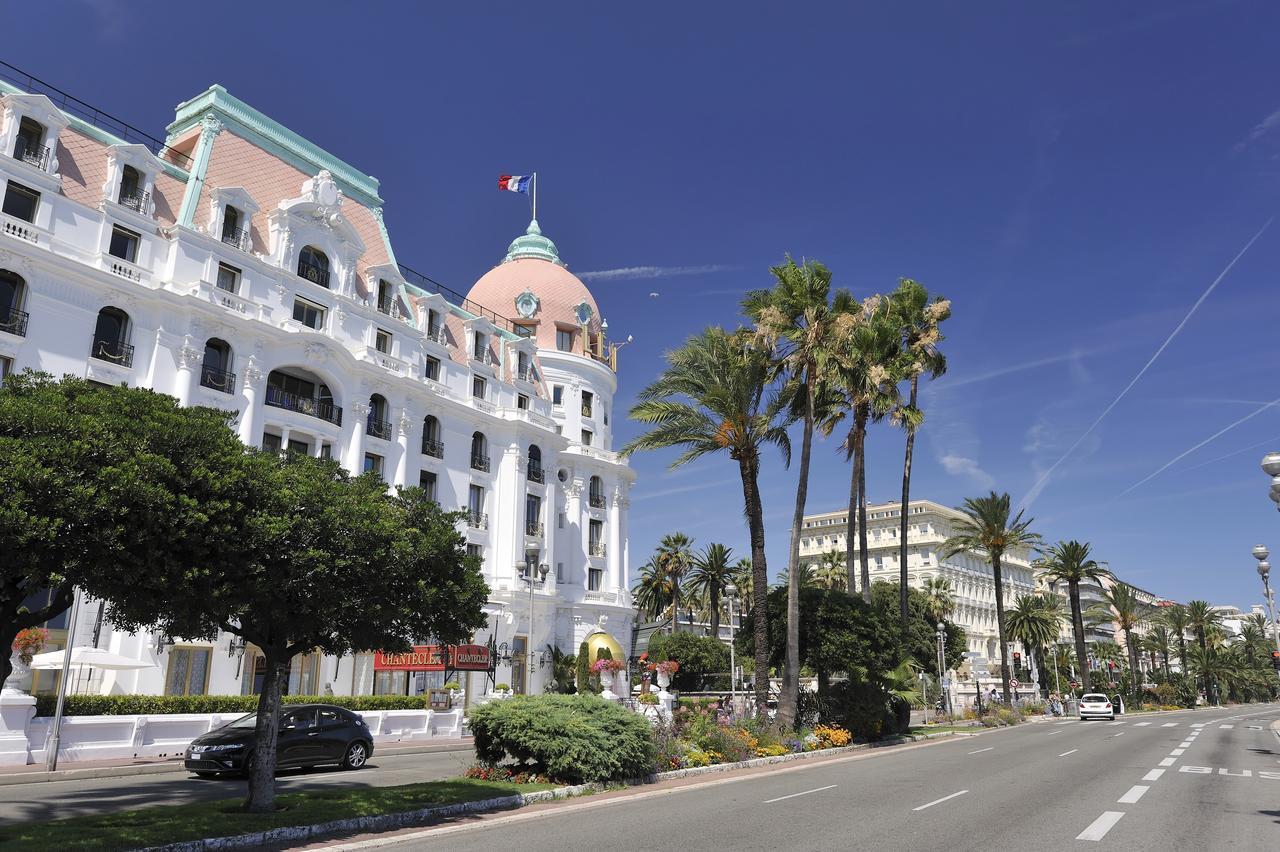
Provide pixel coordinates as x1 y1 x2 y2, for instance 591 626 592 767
725 583 738 714
936 623 949 722
1251 546 1280 678
523 556 549 694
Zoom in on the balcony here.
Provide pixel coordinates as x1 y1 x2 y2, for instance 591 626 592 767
421 438 444 459
118 190 150 214
581 404 593 419
89 336 133 368
589 541 607 558
466 510 488 530
525 520 544 537
425 326 448 347
589 493 606 509
0 308 28 337
264 385 342 426
297 261 330 288
366 415 393 440
470 453 490 473
16 146 49 171
220 225 249 252
517 366 537 383
199 366 236 394
377 295 394 315
527 462 544 484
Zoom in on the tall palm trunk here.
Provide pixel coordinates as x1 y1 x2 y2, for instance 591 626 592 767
992 555 1012 703
1176 635 1187 674
780 374 815 728
898 376 918 637
845 405 871 603
1126 634 1141 697
1160 647 1169 674
709 582 721 637
1069 581 1090 693
738 451 771 716
245 653 289 812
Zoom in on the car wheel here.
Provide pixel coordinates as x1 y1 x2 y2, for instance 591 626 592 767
341 741 369 770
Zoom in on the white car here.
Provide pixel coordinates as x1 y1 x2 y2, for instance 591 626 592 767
1078 693 1115 721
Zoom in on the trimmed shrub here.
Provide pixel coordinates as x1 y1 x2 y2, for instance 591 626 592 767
469 694 655 784
33 693 429 717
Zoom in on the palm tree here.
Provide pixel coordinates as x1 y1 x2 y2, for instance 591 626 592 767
1005 593 1065 696
831 295 901 601
942 492 1042 702
729 557 754 616
1142 625 1174 674
1098 582 1152 696
631 561 671 624
1186 644 1241 706
1185 600 1224 703
623 326 791 715
744 256 842 726
888 279 949 636
777 562 817 590
1035 540 1111 693
685 543 733 637
1160 604 1191 673
654 533 694 632
813 550 847 590
922 576 956 623
1092 639 1125 683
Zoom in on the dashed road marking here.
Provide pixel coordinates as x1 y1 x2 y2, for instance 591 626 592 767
1118 785 1149 804
1077 811 1125 841
1107 721 1125 726
1159 757 1176 767
967 747 993 754
912 789 968 811
1220 724 1234 729
1048 731 1063 736
1143 769 1165 781
1161 722 1178 728
1134 722 1151 727
1170 748 1186 756
1190 723 1207 728
1059 749 1078 757
1178 742 1192 748
1055 720 1074 726
764 784 838 804
1110 732 1125 738
1248 725 1263 730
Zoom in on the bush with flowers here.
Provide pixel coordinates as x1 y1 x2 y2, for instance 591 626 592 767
463 764 550 784
590 658 626 675
11 628 48 665
755 743 788 757
638 691 660 706
813 724 852 748
653 660 680 676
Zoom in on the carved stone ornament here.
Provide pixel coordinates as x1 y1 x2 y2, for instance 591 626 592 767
514 288 540 319
303 342 329 363
352 401 371 417
573 301 593 325
242 365 265 390
177 346 203 369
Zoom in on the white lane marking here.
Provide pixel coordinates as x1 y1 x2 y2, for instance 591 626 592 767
1159 757 1176 767
1055 720 1075 726
1134 722 1151 727
1107 721 1125 726
1162 722 1178 728
1170 748 1186 756
1048 730 1063 736
1059 749 1079 757
912 789 969 811
1179 741 1192 748
1220 724 1234 729
1077 811 1125 841
1143 769 1165 781
764 784 838 804
1249 725 1263 730
1110 732 1125 738
1118 784 1150 804
1191 723 1207 728
967 747 993 754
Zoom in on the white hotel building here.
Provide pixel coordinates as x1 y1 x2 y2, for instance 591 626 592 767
0 72 635 699
799 499 1038 695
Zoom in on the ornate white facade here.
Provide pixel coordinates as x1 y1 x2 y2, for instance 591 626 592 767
0 78 634 700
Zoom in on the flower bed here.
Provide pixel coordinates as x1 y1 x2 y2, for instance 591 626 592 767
653 701 852 771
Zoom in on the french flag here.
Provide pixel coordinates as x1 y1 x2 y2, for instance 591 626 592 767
498 174 532 195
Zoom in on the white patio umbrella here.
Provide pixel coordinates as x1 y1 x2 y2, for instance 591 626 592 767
29 647 155 671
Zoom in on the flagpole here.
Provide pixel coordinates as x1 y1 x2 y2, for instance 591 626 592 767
532 172 537 221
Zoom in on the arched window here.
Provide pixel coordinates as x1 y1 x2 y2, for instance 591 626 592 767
421 415 443 457
470 431 489 472
0 271 27 337
367 394 391 439
200 338 235 394
527 444 543 483
118 165 145 210
589 475 605 508
14 117 46 167
297 246 330 288
265 368 340 425
90 306 132 367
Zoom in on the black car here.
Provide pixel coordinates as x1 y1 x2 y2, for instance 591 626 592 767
184 704 374 778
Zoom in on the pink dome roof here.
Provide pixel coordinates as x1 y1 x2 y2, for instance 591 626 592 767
466 220 600 351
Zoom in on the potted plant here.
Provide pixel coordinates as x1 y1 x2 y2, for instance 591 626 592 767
654 659 679 691
492 683 512 699
591 658 625 700
6 628 48 693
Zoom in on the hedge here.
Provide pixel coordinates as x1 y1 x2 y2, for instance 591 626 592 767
33 694 432 717
469 694 654 784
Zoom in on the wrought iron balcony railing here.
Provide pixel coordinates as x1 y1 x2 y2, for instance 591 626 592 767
16 145 48 170
426 326 448 346
421 438 444 458
117 190 150 213
0 308 28 337
525 521 544 537
199 366 236 394
589 493 607 509
89 336 133 367
470 453 490 472
297 261 330 288
366 415 393 440
581 404 594 418
527 462 544 483
517 367 537 383
264 385 343 426
589 541 607 557
220 225 248 251
466 510 488 529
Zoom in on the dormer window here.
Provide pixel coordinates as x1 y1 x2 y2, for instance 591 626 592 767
297 246 330 288
221 205 246 250
473 331 487 362
517 351 533 383
376 280 393 315
556 327 575 352
118 166 148 212
13 118 46 169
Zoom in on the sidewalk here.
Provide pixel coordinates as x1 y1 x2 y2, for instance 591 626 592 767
0 738 473 786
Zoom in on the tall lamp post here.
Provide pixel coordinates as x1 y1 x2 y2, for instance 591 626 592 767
1251 545 1280 673
725 582 738 713
522 555 549 694
936 622 949 722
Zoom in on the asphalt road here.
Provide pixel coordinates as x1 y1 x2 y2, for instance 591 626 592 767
363 703 1280 851
0 747 475 824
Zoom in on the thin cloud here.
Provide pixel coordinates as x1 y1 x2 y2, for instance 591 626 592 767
939 454 995 489
941 344 1119 391
1017 218 1273 512
632 477 739 502
577 264 737 282
1234 107 1280 154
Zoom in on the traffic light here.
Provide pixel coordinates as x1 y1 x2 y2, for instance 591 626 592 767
1272 651 1279 671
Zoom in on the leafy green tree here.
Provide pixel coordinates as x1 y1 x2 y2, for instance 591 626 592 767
1004 593 1065 695
0 373 250 687
1142 625 1174 674
777 562 817 591
631 560 670 624
1160 604 1191 674
623 327 791 715
1095 582 1153 698
1185 600 1225 703
887 279 949 636
653 532 694 631
942 492 1042 703
685 543 733 636
813 550 846 590
101 454 488 813
544 645 577 694
645 632 730 691
868 582 966 677
744 256 843 727
1035 539 1110 693
922 576 956 623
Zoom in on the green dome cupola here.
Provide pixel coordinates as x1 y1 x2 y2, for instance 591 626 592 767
504 219 563 265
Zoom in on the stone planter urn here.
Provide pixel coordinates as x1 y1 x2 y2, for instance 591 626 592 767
656 670 671 691
599 670 619 701
1 654 32 695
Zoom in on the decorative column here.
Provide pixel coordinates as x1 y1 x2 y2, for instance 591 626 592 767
564 477 583 586
345 401 369 473
393 410 413 488
238 361 265 446
175 343 201 407
608 486 623 598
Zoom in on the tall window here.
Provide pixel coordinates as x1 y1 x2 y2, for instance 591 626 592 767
424 355 441 381
472 376 486 400
422 415 443 457
581 429 593 446
200 338 235 393
13 117 45 166
552 385 564 406
419 470 437 502
0 271 27 337
527 445 543 482
375 328 391 354
581 391 594 418
556 328 574 352
292 298 325 330
363 453 384 477
2 181 39 223
297 245 330 287
468 483 485 524
470 432 489 471
589 476 605 508
377 280 393 315
90 306 132 366
517 351 532 381
367 394 391 439
165 646 211 695
221 205 243 247
118 165 142 206
108 225 140 263
473 331 487 361
215 262 240 293
426 309 442 339
525 493 541 536
588 519 604 556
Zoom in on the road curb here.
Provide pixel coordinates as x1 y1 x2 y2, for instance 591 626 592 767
0 742 473 787
140 732 955 851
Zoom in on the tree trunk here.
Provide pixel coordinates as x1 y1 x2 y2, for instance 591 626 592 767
780 372 815 728
844 429 859 598
855 407 871 604
1069 582 1090 693
709 584 720 638
244 653 289 813
1126 634 1141 698
1161 647 1169 673
738 453 771 717
898 377 918 639
992 554 1012 703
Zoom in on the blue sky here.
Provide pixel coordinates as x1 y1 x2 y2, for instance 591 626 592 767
19 1 1280 610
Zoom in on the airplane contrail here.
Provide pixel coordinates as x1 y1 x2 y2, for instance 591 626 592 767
1115 397 1280 498
1018 217 1273 511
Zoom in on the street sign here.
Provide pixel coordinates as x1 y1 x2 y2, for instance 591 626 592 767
1010 678 1020 689
1069 680 1079 689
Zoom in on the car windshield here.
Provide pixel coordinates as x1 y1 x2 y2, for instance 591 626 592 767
1081 694 1108 702
225 713 260 729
